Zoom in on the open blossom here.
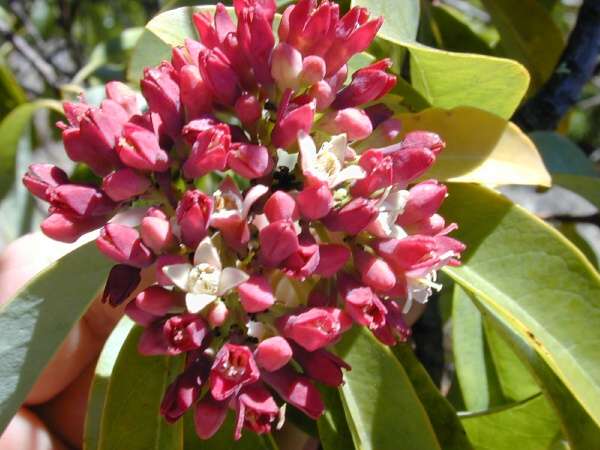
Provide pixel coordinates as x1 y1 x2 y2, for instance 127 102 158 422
23 0 464 442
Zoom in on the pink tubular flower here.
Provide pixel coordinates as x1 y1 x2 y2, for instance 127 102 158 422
195 394 229 440
263 191 299 222
238 275 275 313
338 274 388 331
228 143 271 179
314 244 351 277
49 184 115 218
271 97 316 149
179 64 213 119
322 198 378 235
138 314 208 356
101 264 141 307
353 248 396 293
199 48 241 106
278 307 352 351
318 108 373 141
161 358 210 423
372 300 412 346
259 220 300 266
271 43 303 91
183 124 231 179
234 93 262 126
237 7 275 86
41 212 106 243
262 366 324 419
402 131 446 154
297 182 333 220
102 168 150 202
254 336 293 371
141 208 174 254
96 224 154 268
292 345 350 387
209 344 260 400
234 383 279 440
301 55 326 85
395 180 447 227
332 59 396 109
141 62 182 139
283 231 320 279
116 121 169 172
134 286 184 316
23 164 69 201
176 190 213 249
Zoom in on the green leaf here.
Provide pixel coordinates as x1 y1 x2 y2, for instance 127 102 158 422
480 0 564 89
127 29 173 82
452 288 504 411
0 99 63 201
430 5 492 55
317 387 354 450
529 131 600 210
0 58 27 118
335 327 441 450
556 223 599 270
441 184 600 427
462 286 600 449
97 325 184 450
351 0 420 44
84 317 135 450
0 242 113 434
460 394 562 450
392 344 473 450
394 107 551 186
146 6 200 47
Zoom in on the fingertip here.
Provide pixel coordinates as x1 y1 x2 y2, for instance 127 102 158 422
0 408 68 450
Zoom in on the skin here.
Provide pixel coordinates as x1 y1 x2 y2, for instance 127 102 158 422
0 232 151 450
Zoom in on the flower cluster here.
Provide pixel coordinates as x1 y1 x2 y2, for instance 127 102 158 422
23 0 464 441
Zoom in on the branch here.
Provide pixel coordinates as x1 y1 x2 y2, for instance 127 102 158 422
514 0 600 131
546 214 600 227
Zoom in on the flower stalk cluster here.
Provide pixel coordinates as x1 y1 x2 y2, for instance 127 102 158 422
23 0 464 441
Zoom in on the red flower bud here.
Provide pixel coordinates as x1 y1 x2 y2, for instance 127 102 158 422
314 244 351 277
102 168 151 202
176 190 213 248
332 59 396 109
228 143 271 179
234 383 279 440
138 314 208 356
293 345 350 387
116 122 169 172
254 336 293 371
322 198 378 235
183 124 231 179
262 366 324 419
209 344 260 401
101 264 141 307
22 164 69 201
353 248 396 292
264 191 299 222
238 275 275 313
96 223 154 268
319 108 373 141
278 307 352 351
141 62 182 139
259 220 300 266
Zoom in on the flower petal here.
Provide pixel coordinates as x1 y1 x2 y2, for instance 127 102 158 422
186 292 217 313
218 267 250 295
298 131 317 175
330 164 366 187
241 184 269 219
328 134 348 163
162 264 193 291
193 236 221 269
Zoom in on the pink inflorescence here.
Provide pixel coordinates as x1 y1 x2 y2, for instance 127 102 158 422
23 0 465 441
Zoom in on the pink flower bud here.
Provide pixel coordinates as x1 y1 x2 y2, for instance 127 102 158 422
237 275 275 313
405 214 447 236
140 209 174 253
372 300 411 345
125 300 156 326
280 0 338 56
101 264 141 307
297 182 333 220
293 346 350 387
40 212 106 243
135 286 183 316
254 336 293 372
141 62 182 139
264 191 299 222
161 359 209 423
176 190 213 248
105 81 139 116
22 164 69 201
207 301 229 327
262 366 324 419
236 7 275 86
308 80 335 111
283 232 320 280
234 384 279 440
259 220 300 266
332 59 396 109
117 122 169 172
373 236 437 274
156 254 189 286
301 55 326 85
183 124 231 179
199 48 241 106
315 244 351 277
179 64 213 119
353 248 397 292
228 143 271 179
271 43 303 91
338 273 388 330
234 0 277 23
271 100 316 149
139 314 208 356
50 184 116 217
182 116 220 144
396 180 447 226
96 223 154 268
322 198 378 235
102 168 151 202
209 344 260 401
195 394 228 440
234 93 262 126
319 108 373 141
278 307 352 351
402 131 445 154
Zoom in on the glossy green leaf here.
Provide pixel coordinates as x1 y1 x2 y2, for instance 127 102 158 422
529 131 600 211
0 58 27 118
84 317 134 450
0 242 113 434
146 6 200 47
127 29 173 82
441 184 600 427
452 289 504 411
0 99 63 201
480 0 563 89
97 325 184 450
556 223 599 270
394 107 551 186
335 327 441 450
351 0 420 44
317 387 354 450
462 286 600 449
392 344 473 450
430 5 492 55
461 394 561 450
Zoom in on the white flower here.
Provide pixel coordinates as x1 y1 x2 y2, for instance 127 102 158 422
367 187 410 239
210 177 268 227
163 237 249 313
298 132 365 188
